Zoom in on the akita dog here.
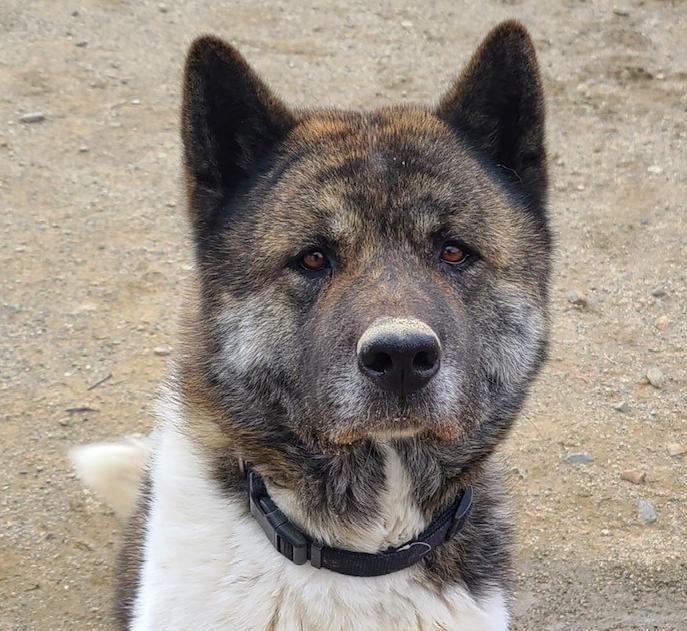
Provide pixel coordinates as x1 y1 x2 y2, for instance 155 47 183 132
72 20 552 630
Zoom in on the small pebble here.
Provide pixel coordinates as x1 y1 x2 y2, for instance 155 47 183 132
564 453 594 465
75 40 88 47
19 112 45 124
645 367 665 389
510 466 527 480
566 289 588 308
647 165 663 175
79 146 89 153
153 347 171 356
613 7 630 16
667 443 687 457
612 400 629 413
158 4 169 12
655 316 670 331
651 288 666 298
637 498 657 524
620 469 646 485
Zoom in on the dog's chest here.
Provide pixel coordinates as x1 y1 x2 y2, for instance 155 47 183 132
131 426 507 630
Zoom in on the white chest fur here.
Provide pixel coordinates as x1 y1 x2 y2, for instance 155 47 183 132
133 424 508 630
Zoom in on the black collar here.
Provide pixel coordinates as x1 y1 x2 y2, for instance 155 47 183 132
246 467 474 577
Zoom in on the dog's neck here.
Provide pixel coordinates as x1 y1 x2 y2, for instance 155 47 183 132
179 386 490 557
267 442 427 552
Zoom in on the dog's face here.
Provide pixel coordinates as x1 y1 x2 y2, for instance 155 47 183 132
180 22 551 466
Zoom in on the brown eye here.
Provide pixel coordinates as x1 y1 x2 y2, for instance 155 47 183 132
440 243 466 265
300 250 328 271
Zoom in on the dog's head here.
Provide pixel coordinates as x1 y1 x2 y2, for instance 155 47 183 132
179 22 551 470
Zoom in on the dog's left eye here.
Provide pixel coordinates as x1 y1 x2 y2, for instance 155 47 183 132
440 242 467 265
299 250 329 272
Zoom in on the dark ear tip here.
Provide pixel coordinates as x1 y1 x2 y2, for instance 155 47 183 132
483 20 536 53
185 34 243 72
188 34 232 54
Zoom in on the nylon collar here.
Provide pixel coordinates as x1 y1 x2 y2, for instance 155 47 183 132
245 465 473 577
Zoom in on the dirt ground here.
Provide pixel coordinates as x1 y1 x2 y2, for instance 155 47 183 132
1 0 685 629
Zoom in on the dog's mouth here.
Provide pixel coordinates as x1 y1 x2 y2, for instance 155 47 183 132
367 426 423 442
333 425 423 445
329 419 464 446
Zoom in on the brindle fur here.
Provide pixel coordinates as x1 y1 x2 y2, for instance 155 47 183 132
118 20 551 627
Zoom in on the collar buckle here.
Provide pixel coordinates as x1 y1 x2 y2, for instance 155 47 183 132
248 471 308 565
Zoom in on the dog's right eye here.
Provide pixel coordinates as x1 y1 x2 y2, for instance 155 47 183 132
440 243 466 265
298 250 329 272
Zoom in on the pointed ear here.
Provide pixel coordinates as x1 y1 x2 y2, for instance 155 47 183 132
437 21 547 212
181 36 295 231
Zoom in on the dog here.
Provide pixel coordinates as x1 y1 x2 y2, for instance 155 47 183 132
71 19 552 630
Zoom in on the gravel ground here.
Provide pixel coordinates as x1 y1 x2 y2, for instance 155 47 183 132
1 1 685 629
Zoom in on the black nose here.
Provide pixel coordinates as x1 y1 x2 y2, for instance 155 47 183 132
358 321 441 394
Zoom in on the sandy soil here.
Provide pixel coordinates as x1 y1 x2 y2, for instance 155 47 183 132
1 1 685 629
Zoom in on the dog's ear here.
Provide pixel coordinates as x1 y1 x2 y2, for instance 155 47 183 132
437 21 547 213
182 36 295 231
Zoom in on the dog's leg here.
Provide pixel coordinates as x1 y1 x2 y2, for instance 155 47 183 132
70 436 152 520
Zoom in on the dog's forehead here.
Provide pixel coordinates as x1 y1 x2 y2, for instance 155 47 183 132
251 108 542 266
268 108 469 230
286 107 454 182
292 107 448 141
